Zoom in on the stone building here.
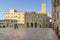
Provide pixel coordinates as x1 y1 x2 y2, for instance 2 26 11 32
25 12 50 28
0 20 5 28
5 9 25 28
5 3 50 28
52 0 60 38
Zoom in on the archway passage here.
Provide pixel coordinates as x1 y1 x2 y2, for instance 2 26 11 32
31 23 33 28
35 23 37 28
26 23 29 28
3 25 5 28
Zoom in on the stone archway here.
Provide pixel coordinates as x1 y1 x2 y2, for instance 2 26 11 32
3 25 5 28
26 23 29 28
31 23 33 28
35 23 37 28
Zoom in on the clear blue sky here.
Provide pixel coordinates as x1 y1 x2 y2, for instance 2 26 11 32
0 0 52 20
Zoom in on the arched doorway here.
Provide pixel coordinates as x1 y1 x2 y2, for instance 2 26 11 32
3 25 5 28
26 23 29 28
31 23 33 28
35 23 37 28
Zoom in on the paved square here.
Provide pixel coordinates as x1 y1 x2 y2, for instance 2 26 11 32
0 28 58 40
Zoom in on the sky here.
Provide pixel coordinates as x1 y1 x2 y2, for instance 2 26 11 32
0 0 52 20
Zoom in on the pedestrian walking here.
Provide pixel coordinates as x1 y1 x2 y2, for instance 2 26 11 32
14 24 18 29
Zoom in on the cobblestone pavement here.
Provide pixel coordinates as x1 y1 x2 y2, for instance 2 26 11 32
0 28 59 40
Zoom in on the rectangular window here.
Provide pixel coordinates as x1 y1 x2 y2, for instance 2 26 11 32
11 16 13 18
19 17 20 18
19 13 21 15
14 16 17 18
11 20 13 22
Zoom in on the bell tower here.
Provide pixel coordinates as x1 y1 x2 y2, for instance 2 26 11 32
41 3 46 12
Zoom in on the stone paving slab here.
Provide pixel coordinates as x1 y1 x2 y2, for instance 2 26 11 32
0 28 59 40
